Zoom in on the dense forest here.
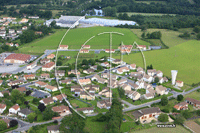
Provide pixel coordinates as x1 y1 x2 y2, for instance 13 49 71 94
0 0 46 5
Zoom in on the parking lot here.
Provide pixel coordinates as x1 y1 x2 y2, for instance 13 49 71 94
26 86 51 98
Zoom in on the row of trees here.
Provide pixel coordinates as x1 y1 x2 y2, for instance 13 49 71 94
117 13 200 29
141 31 162 39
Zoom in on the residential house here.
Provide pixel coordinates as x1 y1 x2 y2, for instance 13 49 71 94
53 94 67 102
0 80 3 86
45 85 58 92
20 18 29 23
78 78 91 85
1 73 12 78
84 84 100 92
129 64 136 70
135 81 145 89
115 66 130 74
174 102 188 110
125 90 141 101
22 26 27 30
185 97 200 109
155 85 168 95
24 74 35 80
105 49 115 53
0 26 5 30
0 103 6 114
35 81 47 88
101 62 110 67
132 107 162 123
90 65 97 70
47 125 60 133
17 29 23 34
156 70 163 77
117 79 127 85
99 87 112 98
40 59 50 65
0 91 10 97
9 29 15 34
97 100 112 109
16 87 26 93
8 80 24 86
143 75 153 83
83 68 94 74
40 97 54 106
68 70 80 75
120 84 132 91
80 92 95 100
137 67 144 73
59 79 71 85
47 54 55 59
107 80 118 88
136 45 147 50
27 62 37 70
144 88 156 99
55 70 65 77
76 107 94 114
128 82 140 90
80 49 89 53
112 59 122 65
0 118 10 127
82 45 90 49
9 104 20 114
130 72 143 79
18 108 33 118
59 45 68 50
42 62 55 72
176 80 184 87
52 105 71 117
40 73 50 79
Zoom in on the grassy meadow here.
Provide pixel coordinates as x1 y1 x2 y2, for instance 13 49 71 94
17 27 150 55
131 29 188 47
113 40 200 84
132 125 191 133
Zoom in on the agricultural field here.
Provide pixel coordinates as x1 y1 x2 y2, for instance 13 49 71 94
17 27 151 55
132 125 191 133
113 40 200 85
131 29 189 47
117 12 176 16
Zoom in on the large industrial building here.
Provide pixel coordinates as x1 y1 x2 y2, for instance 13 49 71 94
44 15 137 28
44 16 84 28
4 53 31 64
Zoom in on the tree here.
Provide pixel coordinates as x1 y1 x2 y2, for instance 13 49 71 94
43 107 57 120
94 113 107 122
154 77 159 83
97 65 103 71
60 112 86 132
10 120 18 127
38 103 46 112
88 59 95 66
141 32 145 38
82 59 88 65
174 114 185 125
32 98 39 104
160 95 168 106
181 110 192 119
158 113 168 122
197 33 200 40
193 26 200 33
0 120 7 131
177 94 184 101
118 87 125 98
103 6 117 17
11 89 25 104
26 90 32 96
28 112 37 123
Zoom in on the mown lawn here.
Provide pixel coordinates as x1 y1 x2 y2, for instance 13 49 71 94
184 90 200 100
132 125 190 133
113 40 200 85
131 29 189 47
70 99 90 108
17 27 151 55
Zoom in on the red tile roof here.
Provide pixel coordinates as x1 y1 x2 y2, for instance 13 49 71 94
4 53 31 61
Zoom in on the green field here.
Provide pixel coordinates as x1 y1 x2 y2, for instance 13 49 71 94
185 90 200 100
113 40 200 84
131 29 189 47
17 27 151 55
117 12 176 16
132 125 191 133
